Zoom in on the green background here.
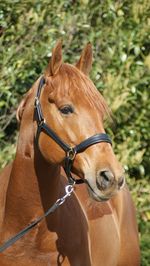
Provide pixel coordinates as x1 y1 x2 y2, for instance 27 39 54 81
0 1 149 264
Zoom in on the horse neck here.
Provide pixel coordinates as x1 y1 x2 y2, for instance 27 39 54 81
4 97 61 229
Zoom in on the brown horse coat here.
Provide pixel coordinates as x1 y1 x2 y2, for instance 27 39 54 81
0 41 140 265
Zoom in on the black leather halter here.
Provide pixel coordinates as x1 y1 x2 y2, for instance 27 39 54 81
34 76 112 185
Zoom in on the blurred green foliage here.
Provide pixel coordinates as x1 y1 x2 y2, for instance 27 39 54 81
0 0 149 264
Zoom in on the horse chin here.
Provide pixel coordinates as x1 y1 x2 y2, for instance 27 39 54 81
87 188 110 202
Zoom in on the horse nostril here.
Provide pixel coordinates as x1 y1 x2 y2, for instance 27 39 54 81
97 170 114 190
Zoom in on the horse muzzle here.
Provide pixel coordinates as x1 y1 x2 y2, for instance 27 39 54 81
84 169 125 202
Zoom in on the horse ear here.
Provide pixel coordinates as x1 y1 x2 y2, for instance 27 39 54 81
76 43 93 75
16 90 32 123
45 40 63 76
16 97 27 123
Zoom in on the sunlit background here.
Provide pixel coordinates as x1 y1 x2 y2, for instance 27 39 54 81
0 1 149 264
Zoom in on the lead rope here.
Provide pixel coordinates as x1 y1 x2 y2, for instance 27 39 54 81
0 183 75 253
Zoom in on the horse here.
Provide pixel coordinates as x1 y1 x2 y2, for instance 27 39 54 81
0 41 140 266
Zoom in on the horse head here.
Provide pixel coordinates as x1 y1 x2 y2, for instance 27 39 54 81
19 40 125 202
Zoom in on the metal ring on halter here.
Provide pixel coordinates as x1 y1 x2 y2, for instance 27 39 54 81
66 147 76 161
38 119 45 127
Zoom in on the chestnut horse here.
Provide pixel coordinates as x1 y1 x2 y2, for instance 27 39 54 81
0 41 140 265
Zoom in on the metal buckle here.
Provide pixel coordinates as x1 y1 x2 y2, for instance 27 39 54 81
67 147 76 160
38 119 45 127
34 97 39 108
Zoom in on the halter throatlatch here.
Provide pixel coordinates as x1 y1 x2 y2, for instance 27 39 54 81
34 76 112 185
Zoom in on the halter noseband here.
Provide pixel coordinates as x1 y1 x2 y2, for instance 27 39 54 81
34 76 112 185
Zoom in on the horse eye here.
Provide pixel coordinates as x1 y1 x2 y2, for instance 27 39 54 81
59 105 74 115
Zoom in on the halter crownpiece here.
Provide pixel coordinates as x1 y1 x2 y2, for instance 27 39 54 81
34 76 112 185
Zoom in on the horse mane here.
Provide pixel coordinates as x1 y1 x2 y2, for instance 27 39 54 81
50 63 111 120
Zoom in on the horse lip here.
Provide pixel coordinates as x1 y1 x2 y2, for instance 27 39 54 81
84 179 111 202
